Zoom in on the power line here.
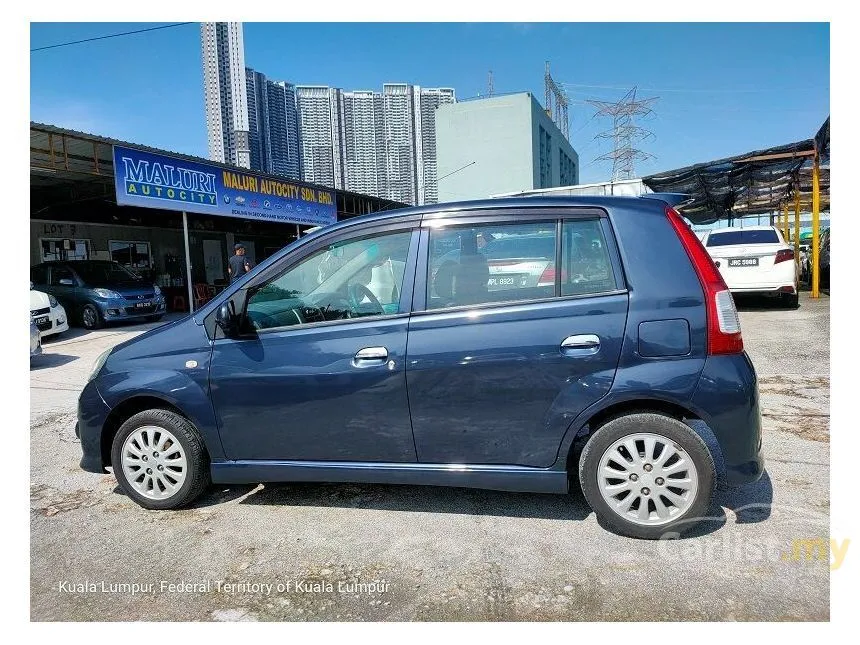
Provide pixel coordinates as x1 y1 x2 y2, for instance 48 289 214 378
560 81 815 95
31 22 193 52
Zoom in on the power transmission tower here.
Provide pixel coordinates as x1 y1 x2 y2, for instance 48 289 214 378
587 87 658 181
488 70 494 97
544 62 569 139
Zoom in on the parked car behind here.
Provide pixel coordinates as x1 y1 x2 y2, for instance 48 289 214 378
30 284 69 339
701 226 798 307
30 261 166 330
76 196 763 540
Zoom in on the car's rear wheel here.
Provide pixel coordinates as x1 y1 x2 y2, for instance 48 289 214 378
578 413 715 539
111 409 210 510
81 303 102 330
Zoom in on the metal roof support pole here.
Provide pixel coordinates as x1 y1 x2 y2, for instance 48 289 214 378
811 153 821 298
793 187 801 279
183 211 195 313
782 202 789 242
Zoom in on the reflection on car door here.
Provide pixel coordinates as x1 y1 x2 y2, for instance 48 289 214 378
406 214 628 468
209 228 420 463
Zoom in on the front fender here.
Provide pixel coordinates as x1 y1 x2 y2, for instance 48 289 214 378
96 368 225 461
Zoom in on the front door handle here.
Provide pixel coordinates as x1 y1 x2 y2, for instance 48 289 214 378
560 334 600 356
353 346 388 367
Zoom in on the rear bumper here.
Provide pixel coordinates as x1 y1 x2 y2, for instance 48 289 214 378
78 380 112 473
691 352 764 486
729 284 796 295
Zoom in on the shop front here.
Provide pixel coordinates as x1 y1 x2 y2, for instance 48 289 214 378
30 123 404 315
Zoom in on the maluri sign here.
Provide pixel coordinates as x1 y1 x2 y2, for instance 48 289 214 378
112 145 337 227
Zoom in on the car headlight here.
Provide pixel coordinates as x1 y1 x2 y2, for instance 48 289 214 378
93 288 122 299
89 348 112 382
48 295 58 308
153 285 162 296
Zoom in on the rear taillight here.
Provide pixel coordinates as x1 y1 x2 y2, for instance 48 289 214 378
665 207 744 355
774 249 794 264
538 266 567 286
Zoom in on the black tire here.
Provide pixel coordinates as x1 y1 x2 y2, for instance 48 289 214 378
145 314 164 322
578 413 715 539
80 303 103 330
111 409 211 510
781 293 799 309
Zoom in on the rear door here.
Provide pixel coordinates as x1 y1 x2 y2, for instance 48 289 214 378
405 209 629 468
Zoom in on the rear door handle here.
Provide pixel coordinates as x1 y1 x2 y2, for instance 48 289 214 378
560 334 600 356
353 346 388 367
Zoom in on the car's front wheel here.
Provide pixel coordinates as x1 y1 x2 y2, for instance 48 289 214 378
111 409 211 510
578 413 715 539
81 303 102 330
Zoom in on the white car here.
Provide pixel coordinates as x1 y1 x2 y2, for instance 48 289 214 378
30 284 69 338
701 226 798 307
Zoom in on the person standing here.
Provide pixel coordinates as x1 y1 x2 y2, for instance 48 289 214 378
228 243 252 282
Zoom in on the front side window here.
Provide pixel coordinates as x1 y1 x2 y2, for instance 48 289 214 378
246 230 412 331
427 221 557 309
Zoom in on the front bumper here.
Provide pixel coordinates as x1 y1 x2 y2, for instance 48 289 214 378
77 379 112 473
691 352 764 486
98 298 166 322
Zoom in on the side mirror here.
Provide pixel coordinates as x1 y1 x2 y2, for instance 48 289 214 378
215 302 239 337
59 278 74 286
30 281 34 290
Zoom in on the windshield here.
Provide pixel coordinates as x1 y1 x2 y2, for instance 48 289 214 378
706 230 780 247
73 262 143 284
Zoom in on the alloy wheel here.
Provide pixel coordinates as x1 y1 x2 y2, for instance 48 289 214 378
121 425 187 500
597 432 699 526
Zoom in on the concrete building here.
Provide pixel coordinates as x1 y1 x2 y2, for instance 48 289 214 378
435 92 579 203
201 22 251 168
415 87 456 205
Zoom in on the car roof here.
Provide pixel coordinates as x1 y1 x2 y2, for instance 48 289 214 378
298 195 666 244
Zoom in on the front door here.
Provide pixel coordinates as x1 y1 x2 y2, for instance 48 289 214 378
209 228 419 462
406 215 628 468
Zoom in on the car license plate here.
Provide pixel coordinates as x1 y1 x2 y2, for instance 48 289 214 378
728 257 759 267
134 302 150 309
34 315 49 325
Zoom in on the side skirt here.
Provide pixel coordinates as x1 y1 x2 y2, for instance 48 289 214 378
210 460 569 494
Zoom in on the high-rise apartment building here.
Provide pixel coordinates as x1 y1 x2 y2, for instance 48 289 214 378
202 23 454 203
295 86 344 190
266 81 301 180
201 22 251 168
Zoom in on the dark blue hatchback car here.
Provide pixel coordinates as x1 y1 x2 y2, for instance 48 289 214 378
77 196 763 539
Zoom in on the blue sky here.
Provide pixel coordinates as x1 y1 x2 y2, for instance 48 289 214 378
30 22 829 184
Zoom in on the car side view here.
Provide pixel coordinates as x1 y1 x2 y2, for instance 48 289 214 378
76 196 763 539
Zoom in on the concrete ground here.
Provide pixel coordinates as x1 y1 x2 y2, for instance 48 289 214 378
30 294 830 621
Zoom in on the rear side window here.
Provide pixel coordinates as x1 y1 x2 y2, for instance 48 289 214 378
561 220 619 296
427 221 556 309
706 230 780 246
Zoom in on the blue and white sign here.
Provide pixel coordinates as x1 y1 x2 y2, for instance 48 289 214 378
113 145 337 226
